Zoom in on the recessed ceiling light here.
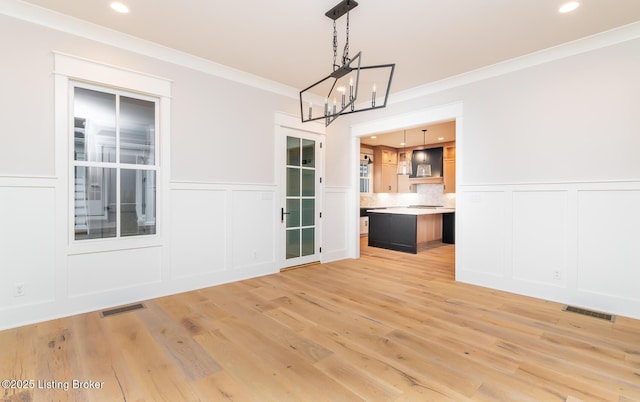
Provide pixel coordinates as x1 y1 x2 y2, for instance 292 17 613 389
438 137 445 141
559 1 579 13
400 142 406 146
370 136 377 139
110 2 129 13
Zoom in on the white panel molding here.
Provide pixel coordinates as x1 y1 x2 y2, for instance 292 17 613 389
323 186 351 263
170 181 278 277
457 180 640 320
67 246 163 298
576 189 640 302
170 188 228 280
0 185 56 310
511 190 568 287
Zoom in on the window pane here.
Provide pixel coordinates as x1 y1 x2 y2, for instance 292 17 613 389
302 228 314 257
74 166 116 240
287 168 300 197
286 199 300 228
302 199 314 227
302 169 315 197
287 136 300 166
74 87 116 163
302 139 315 167
120 96 156 165
120 169 157 237
286 229 300 259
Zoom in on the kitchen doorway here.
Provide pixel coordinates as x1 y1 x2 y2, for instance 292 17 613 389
350 102 463 264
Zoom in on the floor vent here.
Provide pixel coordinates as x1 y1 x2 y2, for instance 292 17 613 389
563 305 615 322
100 303 146 318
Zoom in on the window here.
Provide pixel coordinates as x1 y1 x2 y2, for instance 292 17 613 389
359 158 371 193
72 85 158 240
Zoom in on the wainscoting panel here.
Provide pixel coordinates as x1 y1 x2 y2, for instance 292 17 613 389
512 190 568 286
67 246 163 298
458 191 506 277
323 187 350 263
0 184 56 310
170 188 227 279
458 182 640 320
577 189 640 302
231 190 276 270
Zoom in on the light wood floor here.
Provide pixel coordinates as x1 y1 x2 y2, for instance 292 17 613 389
2 240 640 401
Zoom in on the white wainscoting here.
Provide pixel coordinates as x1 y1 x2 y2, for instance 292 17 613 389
457 191 506 278
67 247 163 298
170 182 278 286
457 181 640 320
322 187 351 263
170 188 228 279
0 177 279 330
577 189 640 304
0 179 56 311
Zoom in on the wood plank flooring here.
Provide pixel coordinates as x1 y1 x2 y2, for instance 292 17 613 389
2 240 640 401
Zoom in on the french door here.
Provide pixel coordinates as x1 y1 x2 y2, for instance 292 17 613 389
279 127 323 269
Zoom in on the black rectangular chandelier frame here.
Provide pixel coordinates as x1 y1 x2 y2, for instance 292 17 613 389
299 0 395 126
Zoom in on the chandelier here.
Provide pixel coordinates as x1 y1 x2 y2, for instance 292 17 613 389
299 0 395 126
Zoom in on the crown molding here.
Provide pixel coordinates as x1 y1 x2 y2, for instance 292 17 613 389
390 20 640 105
3 0 640 104
0 0 300 100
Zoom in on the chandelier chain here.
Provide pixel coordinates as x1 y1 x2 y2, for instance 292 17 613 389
333 19 338 70
343 8 350 65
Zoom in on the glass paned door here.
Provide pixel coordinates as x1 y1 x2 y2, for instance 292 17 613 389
282 134 320 268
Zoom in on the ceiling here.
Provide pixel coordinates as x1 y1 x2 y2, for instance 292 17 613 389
17 0 640 146
360 121 456 149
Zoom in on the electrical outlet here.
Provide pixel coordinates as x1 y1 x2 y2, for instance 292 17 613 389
14 282 25 297
553 270 561 281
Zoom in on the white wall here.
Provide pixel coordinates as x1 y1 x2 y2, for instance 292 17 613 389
333 29 640 319
0 10 301 330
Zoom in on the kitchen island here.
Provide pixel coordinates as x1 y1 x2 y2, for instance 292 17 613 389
367 206 455 254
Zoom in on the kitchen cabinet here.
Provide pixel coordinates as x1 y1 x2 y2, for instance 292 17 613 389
443 212 455 244
443 145 456 193
368 213 417 253
373 146 398 193
367 207 454 253
359 216 369 236
397 174 414 193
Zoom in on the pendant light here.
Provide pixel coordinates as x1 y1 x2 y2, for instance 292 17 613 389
397 130 412 175
416 129 432 177
299 0 395 126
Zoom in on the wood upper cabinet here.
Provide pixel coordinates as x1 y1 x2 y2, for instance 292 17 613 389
380 148 398 164
373 146 398 193
443 145 456 193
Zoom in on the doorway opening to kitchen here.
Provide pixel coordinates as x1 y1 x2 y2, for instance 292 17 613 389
350 103 463 272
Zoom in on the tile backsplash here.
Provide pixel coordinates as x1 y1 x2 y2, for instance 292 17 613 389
360 184 456 208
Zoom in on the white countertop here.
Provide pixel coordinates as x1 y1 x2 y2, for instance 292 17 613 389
367 207 455 215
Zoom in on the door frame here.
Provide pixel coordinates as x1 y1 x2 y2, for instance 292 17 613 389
349 102 464 266
274 113 326 269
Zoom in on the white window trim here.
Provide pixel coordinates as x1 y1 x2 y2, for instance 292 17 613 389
54 52 171 255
